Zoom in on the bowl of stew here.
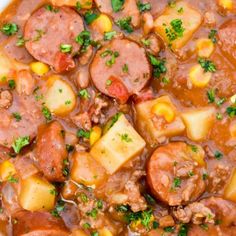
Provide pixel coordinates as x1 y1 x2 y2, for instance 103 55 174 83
0 0 236 235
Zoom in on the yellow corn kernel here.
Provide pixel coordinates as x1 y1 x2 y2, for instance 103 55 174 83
98 228 113 236
218 0 233 10
90 126 102 146
189 64 212 88
77 0 93 9
91 14 112 34
0 160 16 181
230 94 236 104
30 62 49 76
196 38 214 58
151 102 175 123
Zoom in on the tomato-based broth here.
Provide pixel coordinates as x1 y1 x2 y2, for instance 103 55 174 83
0 0 236 235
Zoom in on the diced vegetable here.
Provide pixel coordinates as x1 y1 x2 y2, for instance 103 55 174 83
181 107 215 141
90 115 146 174
30 62 49 76
0 160 16 181
91 14 113 34
71 152 107 187
90 126 102 146
189 64 212 88
218 0 233 10
19 175 56 211
44 75 76 116
196 38 214 58
154 1 202 50
135 96 185 145
224 168 236 202
98 228 113 236
72 229 89 236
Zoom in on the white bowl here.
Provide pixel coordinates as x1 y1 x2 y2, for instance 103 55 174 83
0 0 11 12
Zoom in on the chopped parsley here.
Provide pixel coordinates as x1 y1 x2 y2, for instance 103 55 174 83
144 193 156 205
164 226 175 232
12 112 22 122
42 106 52 122
78 192 88 203
172 177 181 188
33 29 45 42
106 79 112 86
12 136 30 154
104 31 117 41
178 224 188 236
7 175 18 183
86 208 98 219
1 23 19 36
111 0 124 12
200 223 209 231
84 11 99 25
75 30 91 53
141 38 151 46
76 1 82 11
137 1 152 12
198 58 216 73
49 188 58 196
122 64 129 73
190 145 198 152
208 29 217 44
216 97 226 107
164 19 185 42
153 221 159 229
121 133 132 142
8 80 15 89
168 0 176 8
51 200 65 217
116 17 133 33
202 173 209 180
66 144 74 153
96 199 103 209
60 44 72 53
214 151 223 160
216 112 223 120
65 100 71 105
82 222 91 229
78 89 90 99
91 232 99 236
148 54 167 78
106 112 122 130
102 50 119 67
116 204 129 213
226 106 236 117
45 4 59 13
207 89 215 103
177 7 184 13
16 35 28 47
77 129 90 139
188 171 194 177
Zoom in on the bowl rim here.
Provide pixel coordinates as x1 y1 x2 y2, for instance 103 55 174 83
0 0 11 13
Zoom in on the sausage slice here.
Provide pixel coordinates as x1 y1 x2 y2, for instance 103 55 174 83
24 6 84 72
218 19 236 67
13 211 69 236
35 121 67 182
90 38 151 103
147 142 206 206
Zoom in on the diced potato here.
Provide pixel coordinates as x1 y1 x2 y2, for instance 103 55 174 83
44 75 76 116
230 94 236 104
30 62 49 76
50 0 92 9
181 107 215 141
91 14 113 34
186 144 206 166
98 228 113 236
135 96 185 145
71 229 89 236
0 160 16 181
189 64 212 88
71 152 107 187
224 168 236 202
19 175 56 211
151 102 175 123
218 0 233 10
90 115 146 174
154 1 202 51
90 126 102 146
196 38 214 58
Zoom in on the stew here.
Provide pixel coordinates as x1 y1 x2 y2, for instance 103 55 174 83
0 0 236 235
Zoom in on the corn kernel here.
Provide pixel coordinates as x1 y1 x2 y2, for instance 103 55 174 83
91 14 112 34
90 126 102 146
30 62 49 76
196 38 214 58
151 102 175 123
0 160 16 181
98 228 113 236
189 64 212 88
218 0 233 10
230 94 236 104
77 0 93 9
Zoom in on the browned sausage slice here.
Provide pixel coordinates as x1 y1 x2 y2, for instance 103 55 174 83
90 38 151 103
218 19 236 67
147 142 206 206
13 211 69 236
35 121 67 182
24 6 84 72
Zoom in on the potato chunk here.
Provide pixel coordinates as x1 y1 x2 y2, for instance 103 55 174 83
0 160 16 181
19 175 56 211
154 1 202 51
224 169 236 202
135 96 185 145
181 107 215 141
71 152 107 187
90 115 146 174
44 76 76 116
